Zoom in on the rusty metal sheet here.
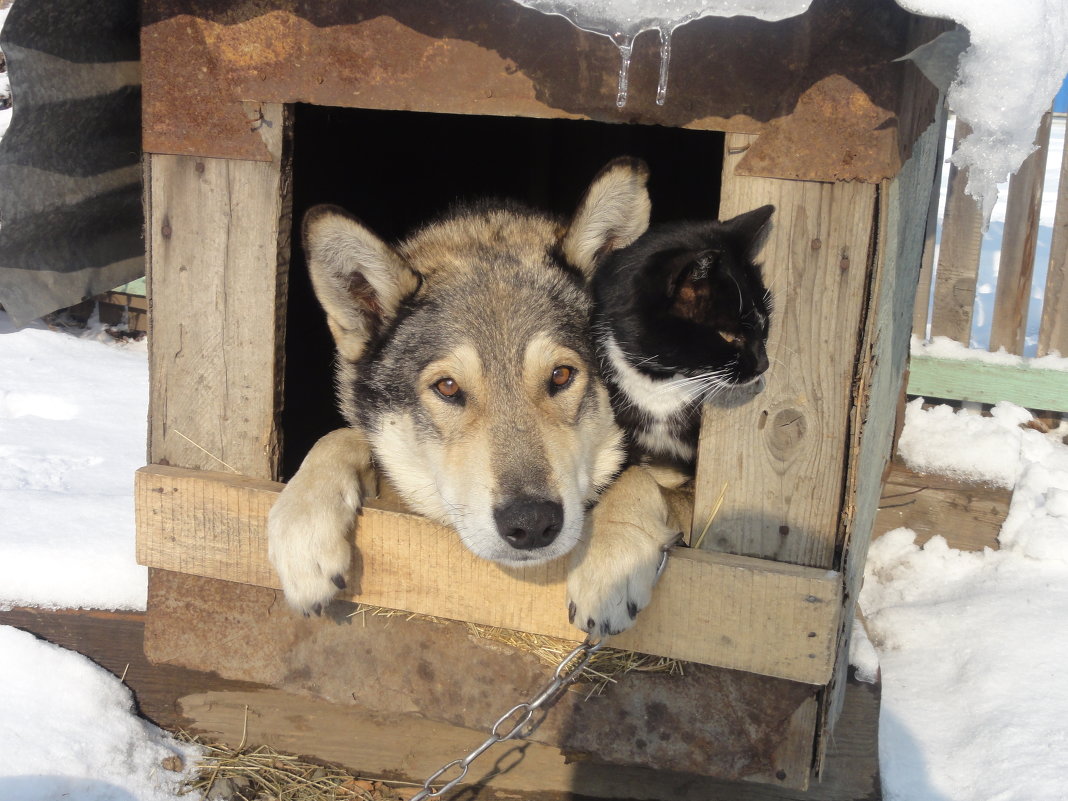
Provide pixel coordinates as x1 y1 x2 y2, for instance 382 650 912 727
141 0 940 182
146 569 819 789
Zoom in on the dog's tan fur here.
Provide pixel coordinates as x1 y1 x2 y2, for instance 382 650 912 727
268 160 679 635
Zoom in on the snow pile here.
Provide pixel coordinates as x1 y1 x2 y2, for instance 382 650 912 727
862 528 1068 801
513 0 1068 218
0 625 200 801
0 313 150 610
895 397 1046 488
895 0 1068 220
862 400 1068 799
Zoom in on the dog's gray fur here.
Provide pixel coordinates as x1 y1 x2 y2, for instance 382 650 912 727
268 159 681 635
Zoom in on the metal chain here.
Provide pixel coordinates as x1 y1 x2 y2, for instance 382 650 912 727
408 550 671 801
408 636 603 801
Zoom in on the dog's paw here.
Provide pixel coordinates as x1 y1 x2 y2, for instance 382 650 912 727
566 527 677 637
267 429 374 616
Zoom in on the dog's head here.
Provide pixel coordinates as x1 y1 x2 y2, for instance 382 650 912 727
303 159 650 565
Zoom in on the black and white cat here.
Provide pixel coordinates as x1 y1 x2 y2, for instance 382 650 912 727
593 205 775 466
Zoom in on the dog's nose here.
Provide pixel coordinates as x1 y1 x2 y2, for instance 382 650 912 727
494 498 564 550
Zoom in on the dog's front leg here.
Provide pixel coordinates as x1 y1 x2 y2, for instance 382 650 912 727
267 427 377 615
566 466 683 637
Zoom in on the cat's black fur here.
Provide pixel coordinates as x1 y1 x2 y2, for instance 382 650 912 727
593 205 774 467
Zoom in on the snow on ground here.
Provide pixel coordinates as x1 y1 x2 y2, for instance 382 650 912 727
0 313 149 611
0 626 201 801
863 400 1068 801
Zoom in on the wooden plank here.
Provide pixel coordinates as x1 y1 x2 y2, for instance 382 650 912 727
912 101 949 338
818 110 945 764
929 120 983 343
135 464 842 685
990 112 1053 354
1039 118 1068 357
875 460 1009 551
145 102 292 481
177 674 881 801
145 569 821 788
0 604 878 799
906 353 1068 412
694 132 879 570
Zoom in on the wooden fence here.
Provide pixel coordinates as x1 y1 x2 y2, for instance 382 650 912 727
909 109 1068 413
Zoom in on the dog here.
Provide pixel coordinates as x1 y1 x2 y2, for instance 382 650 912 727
267 159 683 636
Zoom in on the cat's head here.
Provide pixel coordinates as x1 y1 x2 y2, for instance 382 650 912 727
594 205 774 392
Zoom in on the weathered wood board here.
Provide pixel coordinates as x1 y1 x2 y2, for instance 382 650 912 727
875 460 1009 551
146 103 291 481
1039 118 1068 358
0 603 885 801
136 464 842 685
990 112 1052 354
144 569 822 788
929 120 982 343
694 133 879 570
907 353 1068 413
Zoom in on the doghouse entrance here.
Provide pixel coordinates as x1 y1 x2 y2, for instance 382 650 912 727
281 105 726 478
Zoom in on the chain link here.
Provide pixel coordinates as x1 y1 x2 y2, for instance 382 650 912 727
407 549 671 801
408 637 604 801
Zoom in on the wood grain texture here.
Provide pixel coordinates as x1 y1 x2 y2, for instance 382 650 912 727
694 133 878 570
146 103 292 481
821 114 944 747
875 460 1008 551
989 112 1052 355
145 570 820 788
1039 120 1068 358
1 603 878 799
929 120 982 343
135 464 842 685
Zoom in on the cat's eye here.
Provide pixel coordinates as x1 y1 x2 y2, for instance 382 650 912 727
433 377 462 400
550 365 576 392
719 331 746 345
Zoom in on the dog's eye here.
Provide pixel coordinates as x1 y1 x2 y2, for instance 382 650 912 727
549 366 575 392
718 331 746 345
433 377 461 400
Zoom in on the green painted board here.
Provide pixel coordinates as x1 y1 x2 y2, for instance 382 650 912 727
907 354 1068 412
112 276 146 296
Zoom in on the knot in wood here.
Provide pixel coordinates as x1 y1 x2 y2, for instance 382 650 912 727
767 408 806 456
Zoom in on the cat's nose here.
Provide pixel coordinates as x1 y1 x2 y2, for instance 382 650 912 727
754 344 770 375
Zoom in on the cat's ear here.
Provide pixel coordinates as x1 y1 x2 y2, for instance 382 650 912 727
723 204 775 258
562 157 651 279
303 205 421 363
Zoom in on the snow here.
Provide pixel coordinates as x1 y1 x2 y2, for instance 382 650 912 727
863 400 1068 799
514 0 1068 218
0 625 201 801
912 334 1068 370
0 314 150 611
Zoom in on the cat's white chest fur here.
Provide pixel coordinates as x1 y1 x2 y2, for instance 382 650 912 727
602 335 702 419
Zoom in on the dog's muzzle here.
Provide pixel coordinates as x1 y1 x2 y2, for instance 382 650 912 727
493 497 564 551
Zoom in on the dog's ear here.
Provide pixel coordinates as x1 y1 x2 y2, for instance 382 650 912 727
562 157 651 279
303 205 420 363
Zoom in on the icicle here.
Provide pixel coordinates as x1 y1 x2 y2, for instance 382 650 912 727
655 25 673 106
612 32 634 109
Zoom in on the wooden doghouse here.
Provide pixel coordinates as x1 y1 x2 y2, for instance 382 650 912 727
135 1 945 796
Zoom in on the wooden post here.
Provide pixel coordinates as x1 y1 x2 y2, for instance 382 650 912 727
929 120 983 344
989 111 1053 355
912 101 949 339
146 103 292 480
694 133 879 571
1038 119 1068 358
